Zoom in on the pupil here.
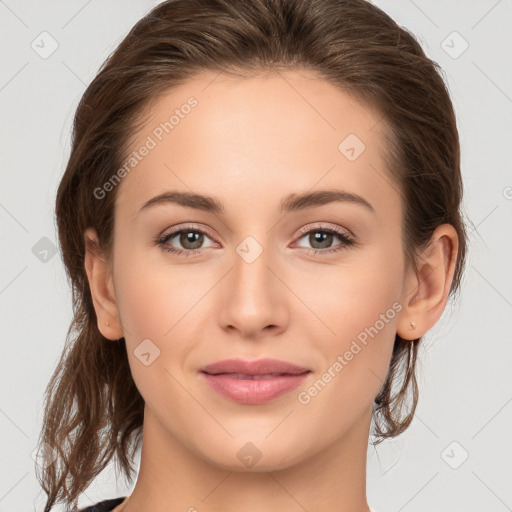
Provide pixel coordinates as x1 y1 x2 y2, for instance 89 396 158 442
311 231 332 249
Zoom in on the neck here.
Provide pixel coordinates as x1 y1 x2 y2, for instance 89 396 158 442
118 406 373 512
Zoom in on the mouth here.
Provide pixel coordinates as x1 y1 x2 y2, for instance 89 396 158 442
199 358 312 404
203 372 302 380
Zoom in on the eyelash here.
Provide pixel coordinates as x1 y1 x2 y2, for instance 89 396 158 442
154 223 355 258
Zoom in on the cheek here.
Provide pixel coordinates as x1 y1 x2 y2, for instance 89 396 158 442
113 258 195 406
113 250 213 382
294 248 403 404
298 247 403 342
114 244 197 336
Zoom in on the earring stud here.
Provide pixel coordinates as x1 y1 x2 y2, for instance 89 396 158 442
410 321 416 329
105 322 110 326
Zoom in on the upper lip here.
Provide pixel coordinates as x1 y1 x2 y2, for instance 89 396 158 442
200 358 310 376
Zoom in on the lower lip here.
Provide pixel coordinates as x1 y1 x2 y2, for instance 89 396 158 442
200 372 310 405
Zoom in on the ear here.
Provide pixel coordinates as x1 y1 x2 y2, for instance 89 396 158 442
396 224 459 340
83 227 124 340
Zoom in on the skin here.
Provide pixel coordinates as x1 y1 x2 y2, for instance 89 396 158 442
84 69 458 512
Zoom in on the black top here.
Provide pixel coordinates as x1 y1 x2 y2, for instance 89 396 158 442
77 497 127 511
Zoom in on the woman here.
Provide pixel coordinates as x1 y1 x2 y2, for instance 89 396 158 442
35 0 467 511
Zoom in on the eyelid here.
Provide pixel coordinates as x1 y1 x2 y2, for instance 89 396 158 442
294 222 354 240
160 223 216 241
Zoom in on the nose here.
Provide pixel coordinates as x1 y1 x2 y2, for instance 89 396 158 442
218 240 289 339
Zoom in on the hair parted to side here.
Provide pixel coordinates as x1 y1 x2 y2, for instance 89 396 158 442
36 0 468 510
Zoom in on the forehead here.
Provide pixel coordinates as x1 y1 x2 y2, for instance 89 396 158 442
115 69 395 218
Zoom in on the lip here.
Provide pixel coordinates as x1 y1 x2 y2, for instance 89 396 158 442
201 357 310 376
200 358 311 405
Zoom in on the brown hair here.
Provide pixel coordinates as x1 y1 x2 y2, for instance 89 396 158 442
36 0 468 509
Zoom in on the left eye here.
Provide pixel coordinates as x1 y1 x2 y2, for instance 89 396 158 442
295 227 353 252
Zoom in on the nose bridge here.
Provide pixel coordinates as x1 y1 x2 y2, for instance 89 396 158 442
232 233 276 303
219 232 287 335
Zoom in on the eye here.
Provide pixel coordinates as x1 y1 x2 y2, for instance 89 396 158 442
154 223 355 258
155 224 217 257
293 223 355 255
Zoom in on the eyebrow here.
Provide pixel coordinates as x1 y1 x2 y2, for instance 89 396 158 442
138 189 375 216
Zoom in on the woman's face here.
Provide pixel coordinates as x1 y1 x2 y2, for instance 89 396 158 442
104 69 415 470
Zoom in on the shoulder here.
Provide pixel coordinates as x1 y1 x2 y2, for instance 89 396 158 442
76 497 127 512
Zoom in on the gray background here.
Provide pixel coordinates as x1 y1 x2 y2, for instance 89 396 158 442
1 1 511 511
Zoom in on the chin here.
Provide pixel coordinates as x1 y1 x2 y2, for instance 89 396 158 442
197 435 311 473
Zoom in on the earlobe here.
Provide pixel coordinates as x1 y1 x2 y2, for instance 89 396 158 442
396 224 459 341
83 227 124 341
